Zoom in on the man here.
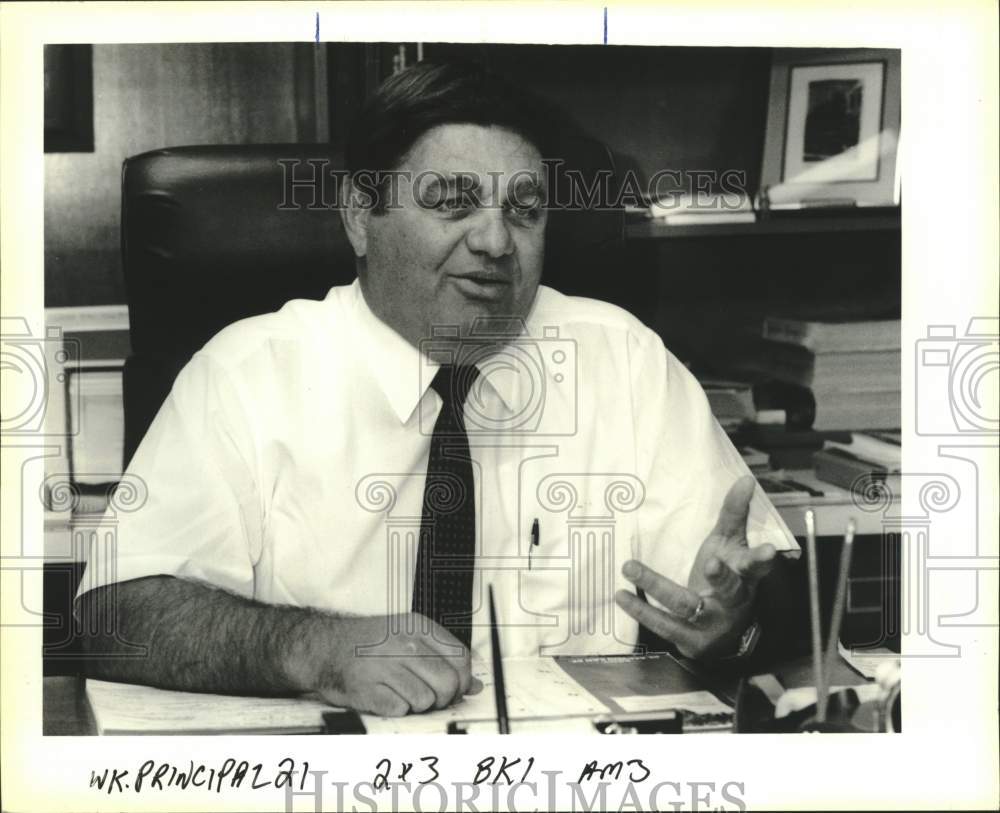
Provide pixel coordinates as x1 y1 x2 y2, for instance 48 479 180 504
78 62 797 717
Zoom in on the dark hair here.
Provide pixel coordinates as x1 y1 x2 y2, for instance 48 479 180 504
345 61 556 209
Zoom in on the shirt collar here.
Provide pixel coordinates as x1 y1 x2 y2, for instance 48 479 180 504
351 281 430 425
350 280 542 424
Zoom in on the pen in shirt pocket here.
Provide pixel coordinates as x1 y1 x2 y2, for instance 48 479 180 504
528 518 539 570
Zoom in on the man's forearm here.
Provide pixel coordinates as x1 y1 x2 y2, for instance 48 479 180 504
77 576 480 716
78 576 320 695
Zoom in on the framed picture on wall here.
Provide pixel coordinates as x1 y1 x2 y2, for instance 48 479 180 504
760 48 901 209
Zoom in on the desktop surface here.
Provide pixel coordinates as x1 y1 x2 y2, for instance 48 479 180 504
42 651 882 737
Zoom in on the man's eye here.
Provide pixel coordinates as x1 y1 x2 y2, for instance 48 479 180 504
436 195 474 214
507 202 542 221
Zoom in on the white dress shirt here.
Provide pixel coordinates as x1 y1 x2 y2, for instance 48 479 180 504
79 280 797 659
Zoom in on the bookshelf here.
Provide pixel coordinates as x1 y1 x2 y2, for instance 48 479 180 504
626 209 901 241
611 210 901 361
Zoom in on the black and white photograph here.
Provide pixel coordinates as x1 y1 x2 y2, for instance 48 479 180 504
802 77 868 164
1 3 997 812
760 48 901 208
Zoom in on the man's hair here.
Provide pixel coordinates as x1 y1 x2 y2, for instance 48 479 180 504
345 61 556 211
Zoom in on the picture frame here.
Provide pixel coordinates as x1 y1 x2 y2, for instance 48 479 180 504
44 44 95 153
760 48 901 209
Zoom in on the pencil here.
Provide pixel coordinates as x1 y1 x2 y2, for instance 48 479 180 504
804 509 827 722
820 519 856 721
488 585 510 734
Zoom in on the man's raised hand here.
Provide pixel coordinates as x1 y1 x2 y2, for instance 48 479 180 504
615 475 776 659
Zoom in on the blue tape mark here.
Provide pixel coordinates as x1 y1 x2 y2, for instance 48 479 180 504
603 7 607 44
315 11 320 44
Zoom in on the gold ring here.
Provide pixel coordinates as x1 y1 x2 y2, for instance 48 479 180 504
688 597 706 625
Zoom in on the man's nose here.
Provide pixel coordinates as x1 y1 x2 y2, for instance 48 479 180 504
465 207 514 258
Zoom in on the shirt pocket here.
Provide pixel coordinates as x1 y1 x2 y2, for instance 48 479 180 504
517 508 629 638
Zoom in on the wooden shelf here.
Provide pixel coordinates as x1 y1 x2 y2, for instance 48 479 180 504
626 209 901 240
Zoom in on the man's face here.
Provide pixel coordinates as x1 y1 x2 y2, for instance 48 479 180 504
355 123 547 349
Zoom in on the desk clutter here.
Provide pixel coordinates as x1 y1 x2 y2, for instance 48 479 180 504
84 652 739 736
813 431 901 493
734 510 901 733
734 670 900 733
83 641 897 736
734 430 901 506
697 313 901 509
755 313 900 431
699 314 901 433
83 654 895 736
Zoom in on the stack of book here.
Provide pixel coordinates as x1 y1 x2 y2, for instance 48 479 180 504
732 316 901 430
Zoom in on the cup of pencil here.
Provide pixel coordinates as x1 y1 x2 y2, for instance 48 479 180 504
735 513 899 733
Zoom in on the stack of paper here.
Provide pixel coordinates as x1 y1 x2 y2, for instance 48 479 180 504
648 192 755 225
85 680 334 735
760 316 901 431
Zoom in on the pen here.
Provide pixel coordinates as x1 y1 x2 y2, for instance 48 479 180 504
487 584 510 734
528 518 539 570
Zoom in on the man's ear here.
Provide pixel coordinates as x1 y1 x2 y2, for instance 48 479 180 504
339 177 373 258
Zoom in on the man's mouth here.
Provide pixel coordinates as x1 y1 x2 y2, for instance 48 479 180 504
449 273 513 302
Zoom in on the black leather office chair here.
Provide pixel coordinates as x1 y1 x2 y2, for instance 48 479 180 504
120 140 624 464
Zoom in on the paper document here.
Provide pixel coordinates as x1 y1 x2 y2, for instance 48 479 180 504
86 679 335 735
613 691 732 715
453 718 596 735
838 643 899 680
775 684 881 719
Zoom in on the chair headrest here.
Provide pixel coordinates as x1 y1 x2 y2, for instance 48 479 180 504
122 144 357 357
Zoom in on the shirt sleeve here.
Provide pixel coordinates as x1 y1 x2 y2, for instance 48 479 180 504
76 352 263 601
629 327 799 589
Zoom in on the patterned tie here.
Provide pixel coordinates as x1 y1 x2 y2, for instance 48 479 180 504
412 364 480 648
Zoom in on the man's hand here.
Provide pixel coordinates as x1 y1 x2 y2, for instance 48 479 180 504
614 475 776 660
283 613 483 717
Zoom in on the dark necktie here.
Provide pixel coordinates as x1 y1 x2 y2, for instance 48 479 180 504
412 364 480 648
